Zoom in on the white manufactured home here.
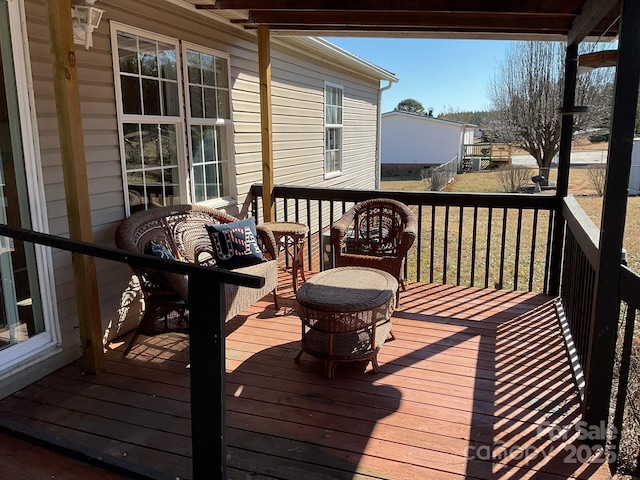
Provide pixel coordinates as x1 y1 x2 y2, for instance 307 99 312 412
0 0 396 397
380 110 474 176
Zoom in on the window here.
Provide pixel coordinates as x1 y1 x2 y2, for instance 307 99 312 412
184 46 232 202
112 26 234 212
115 30 182 210
324 83 343 176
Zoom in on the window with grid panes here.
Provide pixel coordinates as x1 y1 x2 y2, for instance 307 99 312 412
324 83 343 176
112 26 233 212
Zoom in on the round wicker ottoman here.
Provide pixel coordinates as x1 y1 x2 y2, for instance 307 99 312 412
294 266 398 379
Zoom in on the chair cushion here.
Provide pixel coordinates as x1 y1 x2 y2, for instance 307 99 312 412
205 217 266 269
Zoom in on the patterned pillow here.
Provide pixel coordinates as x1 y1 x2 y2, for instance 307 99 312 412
205 218 266 269
145 240 175 260
143 240 176 288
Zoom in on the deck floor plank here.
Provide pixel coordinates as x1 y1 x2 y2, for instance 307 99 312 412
0 279 612 480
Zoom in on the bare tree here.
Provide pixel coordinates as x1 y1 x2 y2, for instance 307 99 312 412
496 165 535 193
489 42 613 183
586 164 607 195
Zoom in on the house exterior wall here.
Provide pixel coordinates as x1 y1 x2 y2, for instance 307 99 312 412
380 112 465 174
4 0 387 394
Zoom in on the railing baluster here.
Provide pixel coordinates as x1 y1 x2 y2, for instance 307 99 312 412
471 206 478 287
416 204 422 283
485 207 493 289
443 205 450 285
513 208 523 291
528 208 539 292
306 199 312 271
498 207 507 290
457 206 463 286
430 205 436 284
318 201 324 271
544 210 555 294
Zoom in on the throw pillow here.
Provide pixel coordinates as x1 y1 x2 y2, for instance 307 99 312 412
143 240 176 288
205 218 266 269
145 240 175 260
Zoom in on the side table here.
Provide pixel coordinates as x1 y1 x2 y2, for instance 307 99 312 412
295 266 398 378
261 221 309 292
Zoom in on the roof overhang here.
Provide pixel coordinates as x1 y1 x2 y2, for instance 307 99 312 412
191 0 621 44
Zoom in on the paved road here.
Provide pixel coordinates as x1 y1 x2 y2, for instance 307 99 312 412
511 149 608 166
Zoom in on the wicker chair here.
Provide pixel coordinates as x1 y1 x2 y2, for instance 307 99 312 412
330 198 417 301
115 204 278 356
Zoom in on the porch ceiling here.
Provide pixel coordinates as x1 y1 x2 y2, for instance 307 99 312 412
193 0 621 41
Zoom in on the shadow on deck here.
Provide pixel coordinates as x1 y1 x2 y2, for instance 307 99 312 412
0 274 612 479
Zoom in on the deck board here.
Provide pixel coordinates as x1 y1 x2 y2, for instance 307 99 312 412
0 276 612 480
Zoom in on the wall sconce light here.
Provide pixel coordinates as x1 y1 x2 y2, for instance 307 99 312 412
71 0 104 50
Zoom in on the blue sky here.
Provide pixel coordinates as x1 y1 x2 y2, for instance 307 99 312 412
324 38 514 115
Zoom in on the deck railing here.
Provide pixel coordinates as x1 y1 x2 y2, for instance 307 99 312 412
250 184 558 293
560 197 599 381
0 224 255 479
559 196 640 474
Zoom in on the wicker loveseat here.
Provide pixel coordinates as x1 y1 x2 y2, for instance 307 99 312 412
115 204 278 355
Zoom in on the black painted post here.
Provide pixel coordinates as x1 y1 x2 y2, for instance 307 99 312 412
582 0 640 428
548 42 578 296
189 272 227 479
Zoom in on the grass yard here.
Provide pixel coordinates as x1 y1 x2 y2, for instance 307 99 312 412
381 168 640 276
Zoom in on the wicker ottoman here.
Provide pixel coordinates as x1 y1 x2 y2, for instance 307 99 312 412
294 267 398 379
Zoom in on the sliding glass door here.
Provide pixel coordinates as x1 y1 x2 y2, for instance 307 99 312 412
0 0 46 358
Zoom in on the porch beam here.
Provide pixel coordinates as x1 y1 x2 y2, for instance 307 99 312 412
548 42 578 296
46 0 104 373
258 25 274 222
567 0 619 45
244 11 573 30
582 0 640 427
208 0 583 14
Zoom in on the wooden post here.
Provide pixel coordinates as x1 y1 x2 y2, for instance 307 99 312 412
258 25 274 222
582 0 640 427
46 0 104 373
189 275 226 479
548 43 578 296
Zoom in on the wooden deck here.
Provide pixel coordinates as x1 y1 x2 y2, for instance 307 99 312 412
0 274 612 479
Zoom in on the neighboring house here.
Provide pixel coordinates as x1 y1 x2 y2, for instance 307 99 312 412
380 110 474 176
0 0 396 397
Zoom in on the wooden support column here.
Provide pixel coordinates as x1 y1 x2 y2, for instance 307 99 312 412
582 0 640 427
548 43 578 296
258 25 274 222
46 0 104 373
